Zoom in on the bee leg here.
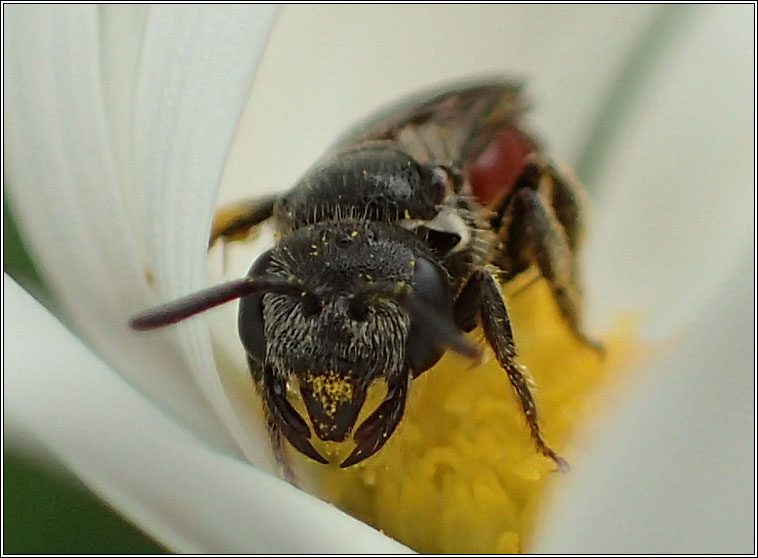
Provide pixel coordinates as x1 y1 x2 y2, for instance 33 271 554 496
497 163 603 354
544 160 585 254
340 372 410 468
262 368 328 466
455 269 568 471
263 406 298 484
248 359 297 482
209 195 278 249
249 358 324 484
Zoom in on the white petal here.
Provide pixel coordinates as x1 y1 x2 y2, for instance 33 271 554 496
585 5 754 339
122 5 281 471
98 5 150 255
4 275 411 554
534 246 754 553
3 5 233 449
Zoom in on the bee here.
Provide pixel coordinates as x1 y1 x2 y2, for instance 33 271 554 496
130 79 602 477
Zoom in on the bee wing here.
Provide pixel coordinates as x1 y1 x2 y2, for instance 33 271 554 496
331 78 532 167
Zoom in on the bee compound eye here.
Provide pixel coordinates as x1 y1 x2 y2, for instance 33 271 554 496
238 290 266 362
237 250 274 362
406 257 453 375
249 249 274 277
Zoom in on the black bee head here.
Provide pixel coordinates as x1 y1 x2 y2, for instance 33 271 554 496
130 218 477 465
237 220 472 458
241 221 413 439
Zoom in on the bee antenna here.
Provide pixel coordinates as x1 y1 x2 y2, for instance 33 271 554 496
400 292 481 361
130 277 315 331
352 284 480 361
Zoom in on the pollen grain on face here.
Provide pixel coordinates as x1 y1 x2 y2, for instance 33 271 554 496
306 371 355 418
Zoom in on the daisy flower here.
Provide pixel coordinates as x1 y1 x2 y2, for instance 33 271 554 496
5 5 753 553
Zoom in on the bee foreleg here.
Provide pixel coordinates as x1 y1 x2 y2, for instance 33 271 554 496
263 405 298 484
249 358 315 485
544 161 585 253
500 179 603 354
455 269 568 471
209 195 278 249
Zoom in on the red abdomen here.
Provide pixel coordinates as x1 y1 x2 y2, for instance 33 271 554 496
468 126 538 207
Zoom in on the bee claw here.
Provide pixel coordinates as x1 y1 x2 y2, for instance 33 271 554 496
552 455 570 473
